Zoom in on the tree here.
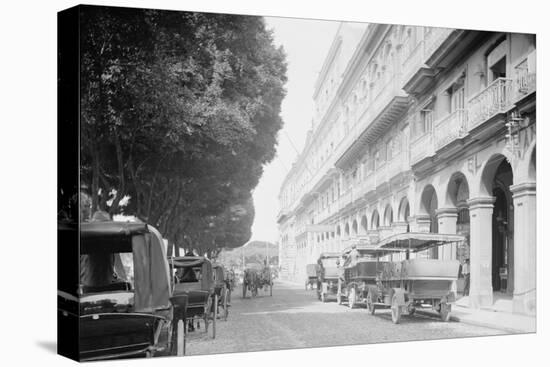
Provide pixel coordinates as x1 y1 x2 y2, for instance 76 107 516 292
79 6 287 254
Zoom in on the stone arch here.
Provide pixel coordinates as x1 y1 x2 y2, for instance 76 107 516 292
383 204 394 226
371 210 380 230
397 196 410 222
445 171 470 208
479 154 515 197
360 215 368 233
344 222 350 237
352 219 358 235
419 184 438 233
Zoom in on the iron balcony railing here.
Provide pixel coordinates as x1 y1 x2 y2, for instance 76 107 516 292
433 109 468 151
467 77 513 130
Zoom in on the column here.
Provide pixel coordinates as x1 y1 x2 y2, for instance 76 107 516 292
409 214 431 233
467 196 495 308
510 182 536 315
436 207 458 260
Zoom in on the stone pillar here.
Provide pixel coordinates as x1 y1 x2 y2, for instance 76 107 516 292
409 214 431 233
436 208 458 260
467 196 495 308
510 182 536 315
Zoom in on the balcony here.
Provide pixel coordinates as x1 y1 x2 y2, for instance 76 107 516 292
468 78 513 131
433 109 467 151
515 70 536 102
335 75 408 169
410 132 434 165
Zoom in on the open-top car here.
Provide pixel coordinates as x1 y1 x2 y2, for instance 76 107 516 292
58 221 180 361
169 256 217 338
316 252 341 302
337 245 388 309
366 232 463 324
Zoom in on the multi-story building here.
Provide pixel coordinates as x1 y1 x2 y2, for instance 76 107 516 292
277 22 536 315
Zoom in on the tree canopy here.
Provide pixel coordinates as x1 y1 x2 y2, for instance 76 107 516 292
77 5 287 255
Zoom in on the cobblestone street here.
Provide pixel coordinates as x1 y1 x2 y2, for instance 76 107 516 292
185 280 507 356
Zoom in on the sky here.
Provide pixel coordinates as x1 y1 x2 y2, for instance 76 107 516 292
248 16 339 244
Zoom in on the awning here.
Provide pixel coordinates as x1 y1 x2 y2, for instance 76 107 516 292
375 232 465 253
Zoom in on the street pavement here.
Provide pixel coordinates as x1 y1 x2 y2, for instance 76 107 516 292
185 280 507 356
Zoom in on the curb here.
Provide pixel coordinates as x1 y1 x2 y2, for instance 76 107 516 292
450 314 532 334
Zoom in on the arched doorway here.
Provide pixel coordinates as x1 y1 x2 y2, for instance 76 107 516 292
446 172 470 261
491 161 514 294
371 210 380 230
383 204 393 227
360 215 368 233
397 197 410 232
420 185 438 258
480 155 514 295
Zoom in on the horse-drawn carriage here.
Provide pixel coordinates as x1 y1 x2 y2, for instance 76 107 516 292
213 264 231 321
316 252 341 302
305 263 319 290
365 233 463 324
337 245 386 308
242 263 273 298
169 256 218 338
58 221 183 361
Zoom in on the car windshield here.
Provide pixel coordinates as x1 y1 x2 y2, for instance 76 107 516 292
80 250 134 294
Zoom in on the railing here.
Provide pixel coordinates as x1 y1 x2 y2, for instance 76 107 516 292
410 132 434 165
423 27 454 60
433 109 467 151
467 77 513 130
515 71 536 99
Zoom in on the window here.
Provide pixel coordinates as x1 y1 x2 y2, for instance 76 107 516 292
420 107 434 135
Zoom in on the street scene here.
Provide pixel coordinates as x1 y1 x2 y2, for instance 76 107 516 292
57 3 536 363
185 280 507 356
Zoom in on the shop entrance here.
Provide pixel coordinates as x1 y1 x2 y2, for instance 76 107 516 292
491 160 514 294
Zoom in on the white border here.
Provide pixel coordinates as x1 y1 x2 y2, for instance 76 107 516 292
0 1 546 367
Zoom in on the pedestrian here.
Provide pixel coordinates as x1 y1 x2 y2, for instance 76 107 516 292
349 244 359 267
462 258 470 296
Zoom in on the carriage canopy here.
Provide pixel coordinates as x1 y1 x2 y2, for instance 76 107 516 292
80 221 172 312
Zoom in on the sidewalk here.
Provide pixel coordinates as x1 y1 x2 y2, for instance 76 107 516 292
450 296 536 334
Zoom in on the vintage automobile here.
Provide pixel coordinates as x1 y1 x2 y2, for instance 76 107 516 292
366 232 463 324
169 256 217 338
58 221 183 361
305 263 319 290
316 252 341 302
337 245 387 309
213 264 230 321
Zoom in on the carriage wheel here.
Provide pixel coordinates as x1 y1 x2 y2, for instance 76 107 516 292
366 292 376 315
391 295 402 324
348 287 356 309
439 302 451 322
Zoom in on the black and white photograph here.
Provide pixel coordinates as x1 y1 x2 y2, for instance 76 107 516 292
2 1 547 366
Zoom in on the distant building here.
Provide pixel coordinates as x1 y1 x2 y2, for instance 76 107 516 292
277 23 536 315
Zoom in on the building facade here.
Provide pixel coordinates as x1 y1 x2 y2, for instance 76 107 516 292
277 23 536 315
